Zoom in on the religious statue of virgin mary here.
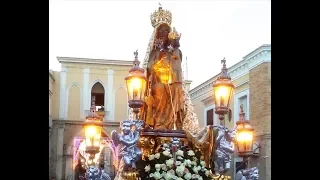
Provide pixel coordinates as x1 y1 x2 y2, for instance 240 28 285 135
129 4 202 136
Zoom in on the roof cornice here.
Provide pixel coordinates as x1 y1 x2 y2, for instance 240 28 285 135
56 56 134 66
189 44 271 99
243 44 271 60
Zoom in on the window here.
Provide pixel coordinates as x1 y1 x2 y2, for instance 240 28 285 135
91 82 105 112
234 89 250 128
239 95 247 118
206 109 214 125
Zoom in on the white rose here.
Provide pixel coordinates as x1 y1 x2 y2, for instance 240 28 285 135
191 174 198 179
184 159 192 167
161 164 167 171
200 161 205 167
176 161 181 166
154 153 161 159
154 171 162 180
163 143 169 148
149 154 155 161
191 161 197 166
192 166 198 174
164 171 174 180
177 156 183 160
155 164 161 171
166 159 174 168
192 156 198 161
163 150 171 156
187 150 195 156
175 165 185 177
145 165 150 172
176 150 184 157
184 172 192 180
177 177 183 180
205 170 210 177
161 172 166 178
149 173 154 178
197 166 201 171
198 176 203 180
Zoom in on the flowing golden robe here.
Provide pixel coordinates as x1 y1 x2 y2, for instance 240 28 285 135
146 48 184 130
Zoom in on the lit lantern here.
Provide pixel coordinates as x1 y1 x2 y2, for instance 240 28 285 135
125 50 147 110
83 97 103 156
213 58 234 120
235 105 254 158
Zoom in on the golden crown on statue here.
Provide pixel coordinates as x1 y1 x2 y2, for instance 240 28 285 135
150 4 172 28
168 27 181 40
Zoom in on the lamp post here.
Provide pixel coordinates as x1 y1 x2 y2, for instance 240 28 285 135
83 96 103 165
125 50 147 119
234 105 259 180
80 97 113 180
235 104 254 168
213 58 234 125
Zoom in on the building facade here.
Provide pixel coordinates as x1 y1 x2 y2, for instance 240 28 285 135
50 69 55 177
189 44 271 180
49 57 134 180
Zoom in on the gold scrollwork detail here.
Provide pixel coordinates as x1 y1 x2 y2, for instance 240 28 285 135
212 175 232 180
138 136 155 160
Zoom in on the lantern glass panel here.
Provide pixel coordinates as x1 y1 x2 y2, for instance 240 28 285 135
84 125 102 147
236 131 253 153
126 76 147 101
93 133 101 147
214 84 233 108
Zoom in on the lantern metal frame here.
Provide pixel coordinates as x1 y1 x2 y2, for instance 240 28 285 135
83 120 103 156
213 58 235 123
125 50 147 118
83 96 103 158
235 104 254 168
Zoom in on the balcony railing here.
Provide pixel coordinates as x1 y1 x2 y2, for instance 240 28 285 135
84 110 109 121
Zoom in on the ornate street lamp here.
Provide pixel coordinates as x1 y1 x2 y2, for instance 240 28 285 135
235 104 254 165
125 50 147 119
213 58 234 124
235 105 259 180
83 96 103 163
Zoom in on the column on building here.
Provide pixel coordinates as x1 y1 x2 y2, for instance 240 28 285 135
82 68 90 119
59 67 67 120
49 127 52 177
65 146 74 180
56 123 65 180
107 69 114 121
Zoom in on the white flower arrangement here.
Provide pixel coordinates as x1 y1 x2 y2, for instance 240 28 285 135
137 143 215 180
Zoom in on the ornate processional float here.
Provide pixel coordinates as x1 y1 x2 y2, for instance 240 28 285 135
73 3 259 180
111 4 259 180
